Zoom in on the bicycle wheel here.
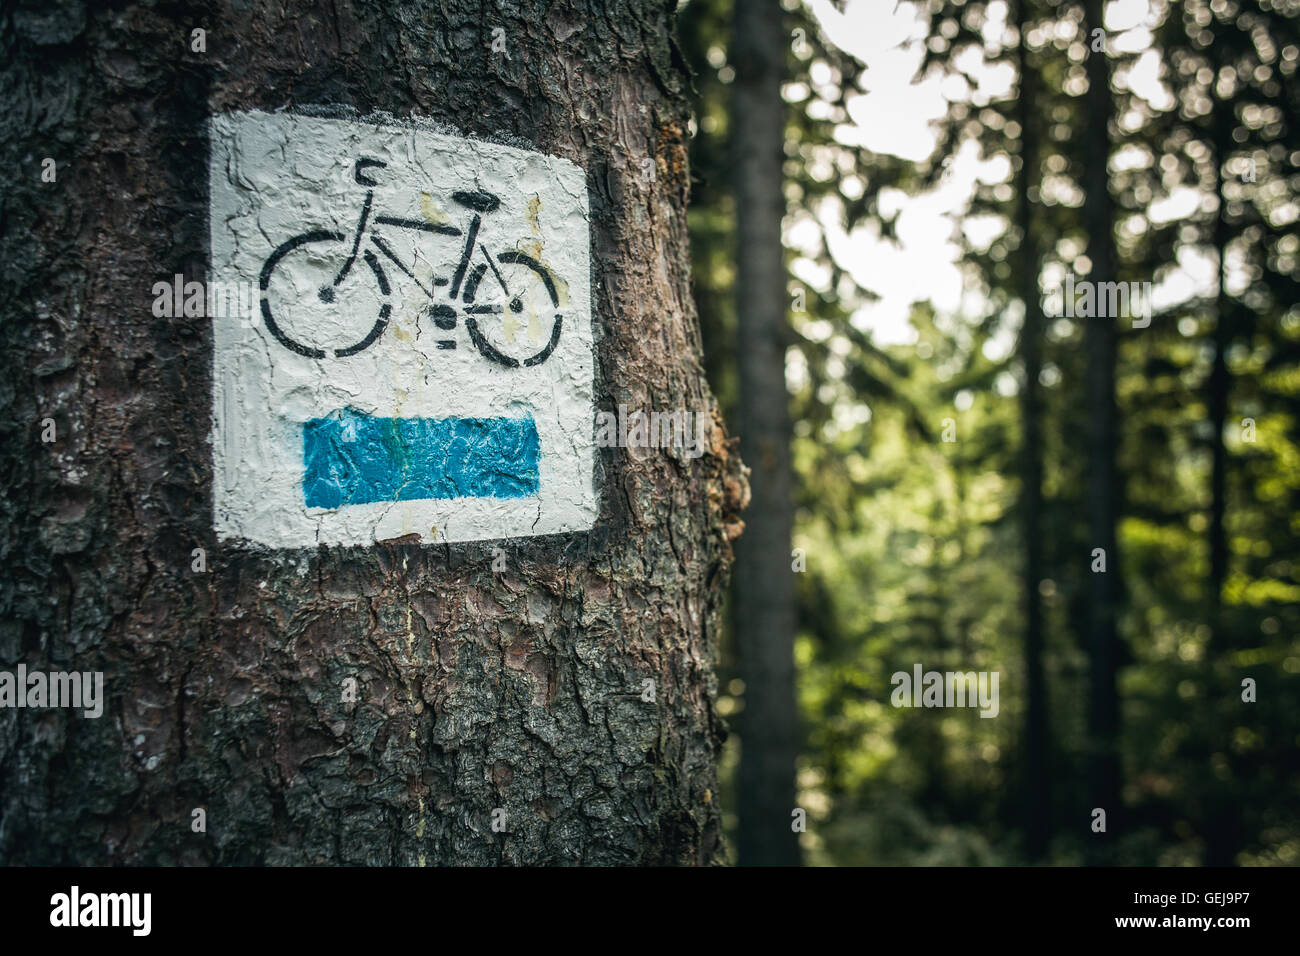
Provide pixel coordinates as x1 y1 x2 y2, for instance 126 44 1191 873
259 230 391 359
463 250 562 368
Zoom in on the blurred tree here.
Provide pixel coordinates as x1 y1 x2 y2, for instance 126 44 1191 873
1081 0 1125 863
1012 0 1052 862
1123 0 1300 866
731 0 801 867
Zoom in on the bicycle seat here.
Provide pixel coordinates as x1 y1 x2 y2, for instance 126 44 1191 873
355 157 387 186
451 190 501 213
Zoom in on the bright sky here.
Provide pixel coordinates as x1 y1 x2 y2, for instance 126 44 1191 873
798 0 1217 352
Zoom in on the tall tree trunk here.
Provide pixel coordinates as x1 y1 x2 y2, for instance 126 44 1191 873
0 0 746 866
1081 0 1123 862
1202 76 1241 867
1207 125 1231 654
1013 0 1051 861
731 0 799 865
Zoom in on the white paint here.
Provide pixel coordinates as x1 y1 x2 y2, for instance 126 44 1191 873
209 110 596 548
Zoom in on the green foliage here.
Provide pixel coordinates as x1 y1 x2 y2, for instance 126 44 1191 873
679 0 1299 866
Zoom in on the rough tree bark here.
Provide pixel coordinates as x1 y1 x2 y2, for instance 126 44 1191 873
731 0 799 866
0 0 747 866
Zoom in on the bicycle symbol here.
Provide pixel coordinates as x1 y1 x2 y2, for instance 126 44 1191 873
258 156 563 368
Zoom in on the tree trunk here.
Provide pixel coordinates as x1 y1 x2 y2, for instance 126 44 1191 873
1202 75 1241 868
1013 0 1050 861
731 0 799 866
1207 125 1231 654
0 0 746 866
1081 0 1123 862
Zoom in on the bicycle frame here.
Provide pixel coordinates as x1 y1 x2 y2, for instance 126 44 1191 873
259 157 560 365
331 189 513 315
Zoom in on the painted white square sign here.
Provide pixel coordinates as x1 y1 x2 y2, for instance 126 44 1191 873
208 110 596 548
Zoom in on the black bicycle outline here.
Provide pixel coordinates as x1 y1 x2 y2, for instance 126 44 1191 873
258 156 563 368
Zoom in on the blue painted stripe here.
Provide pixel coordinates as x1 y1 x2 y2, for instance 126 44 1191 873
302 411 540 509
